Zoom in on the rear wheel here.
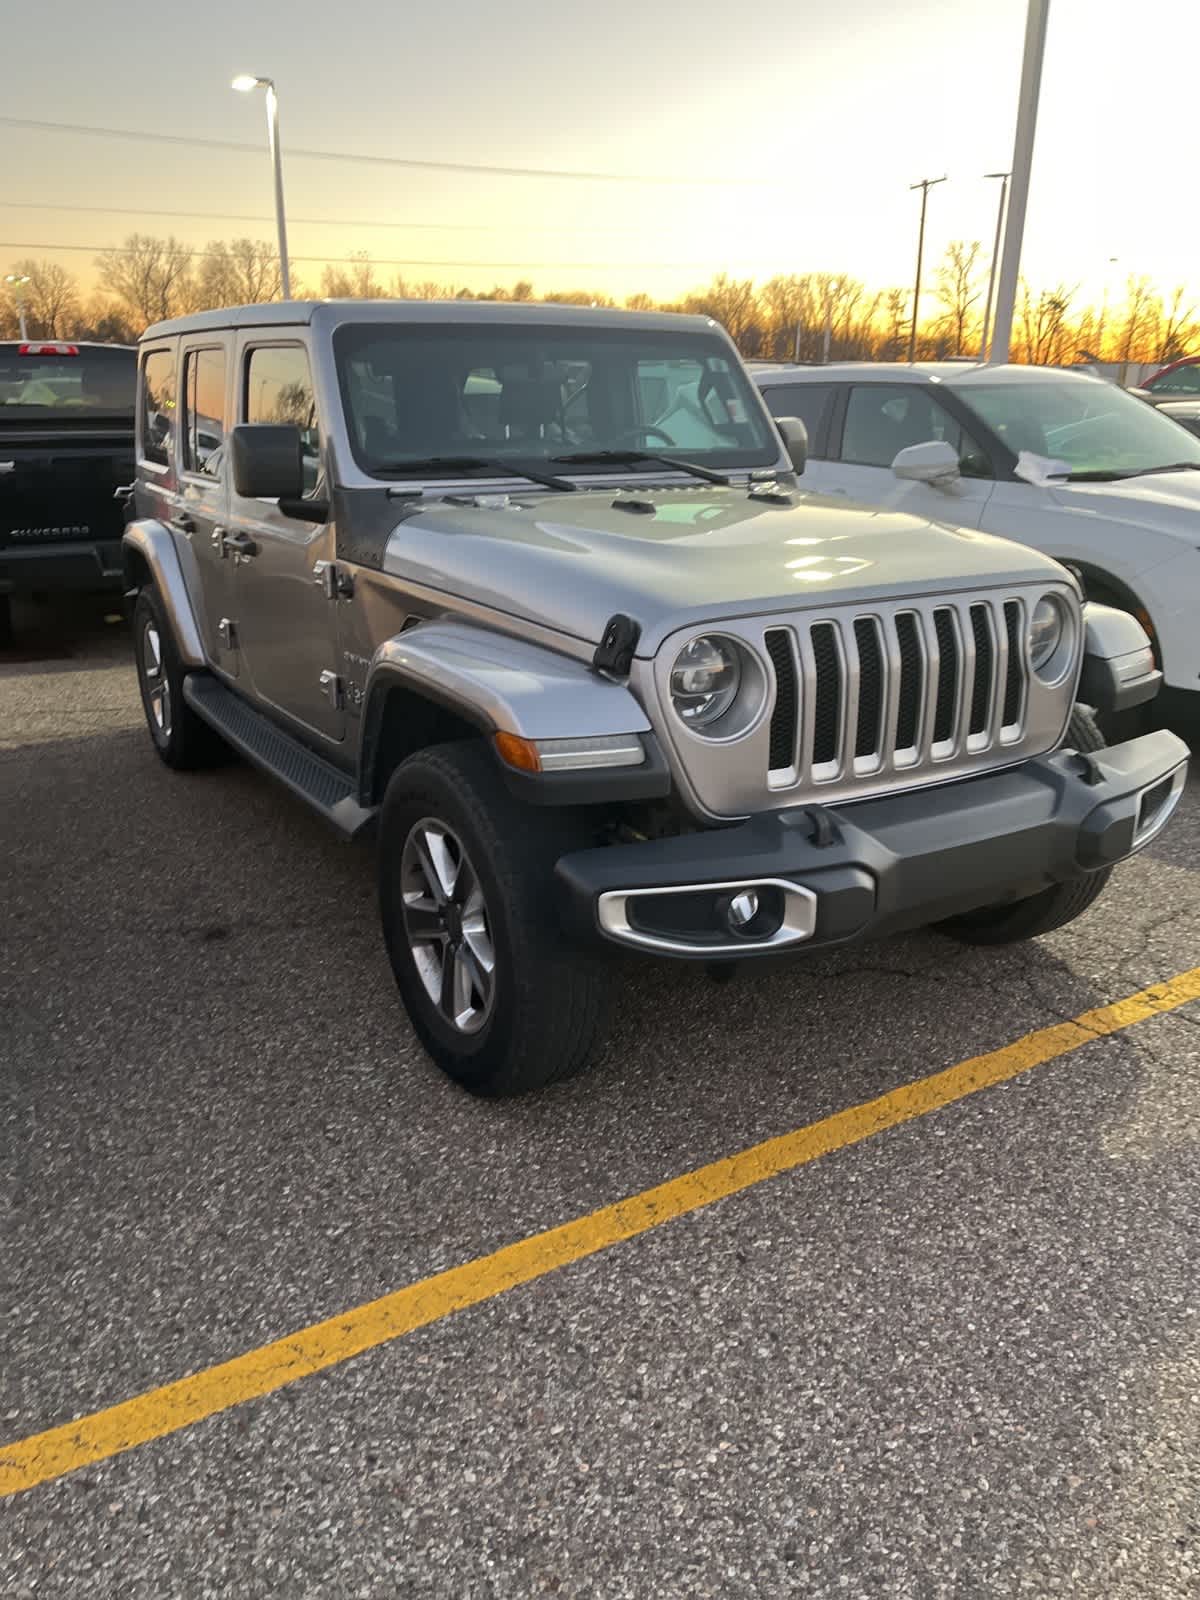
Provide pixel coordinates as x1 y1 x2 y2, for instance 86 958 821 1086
379 740 609 1096
133 587 229 770
937 707 1113 946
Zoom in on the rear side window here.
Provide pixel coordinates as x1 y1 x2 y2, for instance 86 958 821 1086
760 382 832 456
182 348 226 476
140 349 176 467
245 344 321 495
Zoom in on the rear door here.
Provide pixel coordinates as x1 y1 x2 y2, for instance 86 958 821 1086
825 383 996 526
0 341 134 567
226 338 344 742
177 338 238 676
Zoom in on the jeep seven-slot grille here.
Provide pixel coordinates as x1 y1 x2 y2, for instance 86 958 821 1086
765 595 1030 789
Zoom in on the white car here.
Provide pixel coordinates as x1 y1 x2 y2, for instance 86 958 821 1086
751 361 1200 717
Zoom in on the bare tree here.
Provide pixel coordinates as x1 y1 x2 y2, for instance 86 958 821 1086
96 234 195 328
682 273 758 348
935 241 984 355
1118 276 1159 363
195 238 283 309
1157 285 1196 362
881 289 909 359
3 259 81 338
320 253 387 299
1017 280 1077 365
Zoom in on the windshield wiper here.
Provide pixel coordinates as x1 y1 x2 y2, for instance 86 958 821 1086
1066 462 1200 482
551 449 732 486
372 455 576 492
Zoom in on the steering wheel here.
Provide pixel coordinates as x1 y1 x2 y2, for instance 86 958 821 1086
607 425 677 449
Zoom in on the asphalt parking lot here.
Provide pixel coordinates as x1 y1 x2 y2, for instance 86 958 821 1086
3 599 1199 1599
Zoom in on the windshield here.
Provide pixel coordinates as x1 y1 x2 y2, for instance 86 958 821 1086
956 377 1200 479
333 323 779 478
0 345 135 419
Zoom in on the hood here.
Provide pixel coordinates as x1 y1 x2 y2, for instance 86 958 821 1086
1050 467 1200 529
381 485 1069 654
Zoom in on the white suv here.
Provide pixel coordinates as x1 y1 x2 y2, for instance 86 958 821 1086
752 361 1200 718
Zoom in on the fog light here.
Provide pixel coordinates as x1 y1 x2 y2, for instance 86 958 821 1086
727 890 760 928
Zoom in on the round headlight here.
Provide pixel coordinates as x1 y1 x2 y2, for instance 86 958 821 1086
1027 595 1065 673
670 635 742 728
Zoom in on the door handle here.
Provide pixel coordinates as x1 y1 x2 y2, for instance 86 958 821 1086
171 512 196 534
222 531 259 563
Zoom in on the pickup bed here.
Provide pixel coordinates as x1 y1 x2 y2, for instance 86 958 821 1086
0 341 136 641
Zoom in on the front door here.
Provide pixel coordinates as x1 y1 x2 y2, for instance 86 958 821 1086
819 383 996 529
227 339 345 743
178 339 238 675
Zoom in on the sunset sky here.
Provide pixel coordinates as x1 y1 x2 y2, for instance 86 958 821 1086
4 0 1196 310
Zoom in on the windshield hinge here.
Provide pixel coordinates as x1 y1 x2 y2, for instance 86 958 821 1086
593 613 641 678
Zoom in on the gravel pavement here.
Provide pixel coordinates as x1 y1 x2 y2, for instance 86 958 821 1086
2 601 1198 1598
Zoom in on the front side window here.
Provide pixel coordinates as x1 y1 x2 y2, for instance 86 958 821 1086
841 385 991 477
182 348 226 476
139 348 176 467
1149 361 1200 395
245 344 321 494
333 323 779 477
759 382 833 456
957 378 1200 479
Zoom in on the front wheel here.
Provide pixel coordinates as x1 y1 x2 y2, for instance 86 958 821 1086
378 741 609 1096
936 707 1113 946
133 587 229 770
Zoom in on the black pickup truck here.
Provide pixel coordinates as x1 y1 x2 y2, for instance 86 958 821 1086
0 340 136 642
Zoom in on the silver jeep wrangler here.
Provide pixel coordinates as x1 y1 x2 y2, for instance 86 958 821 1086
124 300 1189 1095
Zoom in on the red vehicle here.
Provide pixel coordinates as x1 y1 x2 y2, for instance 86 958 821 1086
1142 354 1200 396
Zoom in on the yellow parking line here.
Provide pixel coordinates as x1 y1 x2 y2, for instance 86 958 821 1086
4 966 1199 1499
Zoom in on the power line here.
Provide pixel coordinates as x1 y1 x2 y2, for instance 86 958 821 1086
0 114 759 188
0 199 669 237
0 239 706 272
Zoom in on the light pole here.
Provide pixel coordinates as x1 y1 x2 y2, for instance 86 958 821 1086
978 172 1010 362
5 274 31 340
987 0 1051 364
907 176 946 364
232 74 291 299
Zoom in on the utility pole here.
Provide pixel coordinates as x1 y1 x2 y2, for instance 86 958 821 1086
907 176 946 364
978 172 1010 361
987 0 1051 363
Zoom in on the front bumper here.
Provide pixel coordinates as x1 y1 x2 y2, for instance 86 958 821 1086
0 539 125 595
556 730 1190 959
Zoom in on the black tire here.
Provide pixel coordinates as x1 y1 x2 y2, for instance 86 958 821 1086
378 740 610 1096
133 586 230 770
0 594 13 650
937 706 1113 946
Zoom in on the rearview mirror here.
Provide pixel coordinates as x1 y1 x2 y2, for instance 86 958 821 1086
774 416 807 475
892 440 960 486
230 423 305 501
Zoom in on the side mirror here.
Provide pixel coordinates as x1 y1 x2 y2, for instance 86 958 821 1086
774 416 808 475
230 423 305 501
892 439 960 486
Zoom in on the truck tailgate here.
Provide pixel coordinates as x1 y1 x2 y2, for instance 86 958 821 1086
0 429 134 549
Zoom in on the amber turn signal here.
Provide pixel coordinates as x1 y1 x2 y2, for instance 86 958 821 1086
493 731 542 772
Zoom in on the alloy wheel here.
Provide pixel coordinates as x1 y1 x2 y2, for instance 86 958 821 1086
400 819 496 1034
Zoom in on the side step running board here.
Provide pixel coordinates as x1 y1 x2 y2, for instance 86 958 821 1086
183 674 376 838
